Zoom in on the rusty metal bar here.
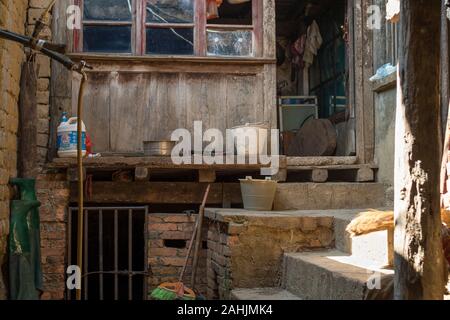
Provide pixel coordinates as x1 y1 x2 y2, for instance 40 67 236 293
128 209 133 300
83 209 88 300
114 209 119 300
98 209 104 300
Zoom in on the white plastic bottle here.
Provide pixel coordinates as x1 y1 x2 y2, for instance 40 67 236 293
57 117 87 158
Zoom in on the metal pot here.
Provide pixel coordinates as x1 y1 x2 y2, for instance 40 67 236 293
143 141 176 156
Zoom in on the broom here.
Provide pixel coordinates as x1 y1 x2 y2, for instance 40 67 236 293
150 185 211 300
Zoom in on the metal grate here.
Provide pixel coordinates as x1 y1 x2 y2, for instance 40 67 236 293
68 206 149 300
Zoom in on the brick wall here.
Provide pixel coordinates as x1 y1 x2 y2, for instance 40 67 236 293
0 0 30 300
36 173 69 300
206 211 335 300
148 214 208 297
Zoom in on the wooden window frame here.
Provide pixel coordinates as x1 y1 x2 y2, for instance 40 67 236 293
74 0 262 57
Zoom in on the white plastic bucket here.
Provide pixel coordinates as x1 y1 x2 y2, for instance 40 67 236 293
57 117 87 158
239 177 277 211
230 123 270 156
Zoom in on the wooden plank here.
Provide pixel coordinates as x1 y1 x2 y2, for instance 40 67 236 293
287 156 358 167
109 72 147 152
185 73 227 135
48 156 281 170
49 0 73 160
361 0 375 164
70 182 243 205
71 59 266 75
287 164 378 171
226 75 263 128
353 0 366 164
263 64 277 129
68 53 275 66
18 61 38 178
394 0 446 300
262 0 276 59
80 72 111 153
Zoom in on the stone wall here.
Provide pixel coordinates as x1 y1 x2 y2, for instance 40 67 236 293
36 173 69 300
205 209 335 300
148 214 208 297
0 0 30 300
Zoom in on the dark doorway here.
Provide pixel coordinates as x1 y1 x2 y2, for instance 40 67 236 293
68 206 148 300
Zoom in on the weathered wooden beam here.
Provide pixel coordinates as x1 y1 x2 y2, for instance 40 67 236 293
48 156 285 170
198 169 216 183
135 167 150 181
310 169 328 183
287 156 358 167
70 182 243 205
356 166 374 183
18 60 38 178
394 0 446 300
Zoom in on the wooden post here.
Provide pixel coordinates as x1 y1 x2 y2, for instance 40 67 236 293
394 0 447 300
18 59 38 178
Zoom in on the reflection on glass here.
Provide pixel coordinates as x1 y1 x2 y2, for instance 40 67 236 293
146 0 194 23
146 28 194 55
84 26 132 53
84 0 132 21
207 29 252 57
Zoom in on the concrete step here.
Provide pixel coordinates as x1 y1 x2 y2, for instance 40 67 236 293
274 183 386 211
231 288 302 300
282 250 394 300
334 212 394 267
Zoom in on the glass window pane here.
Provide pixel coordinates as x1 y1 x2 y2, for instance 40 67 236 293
146 0 194 23
207 29 252 57
146 28 193 55
84 0 132 21
84 26 132 53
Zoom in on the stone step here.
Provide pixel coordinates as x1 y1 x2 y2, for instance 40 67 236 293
274 183 386 211
282 250 394 300
334 212 394 267
231 288 302 300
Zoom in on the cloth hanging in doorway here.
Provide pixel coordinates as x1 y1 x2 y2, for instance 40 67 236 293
207 0 223 20
303 20 323 67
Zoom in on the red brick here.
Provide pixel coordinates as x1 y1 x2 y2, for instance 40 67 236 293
159 257 189 267
150 247 181 257
160 231 190 240
148 216 163 223
149 223 178 232
148 240 164 248
163 215 196 223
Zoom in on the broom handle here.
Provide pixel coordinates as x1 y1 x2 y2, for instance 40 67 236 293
191 184 211 289
179 217 199 282
179 184 211 282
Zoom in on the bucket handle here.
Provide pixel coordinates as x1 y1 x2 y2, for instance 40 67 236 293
67 117 78 125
